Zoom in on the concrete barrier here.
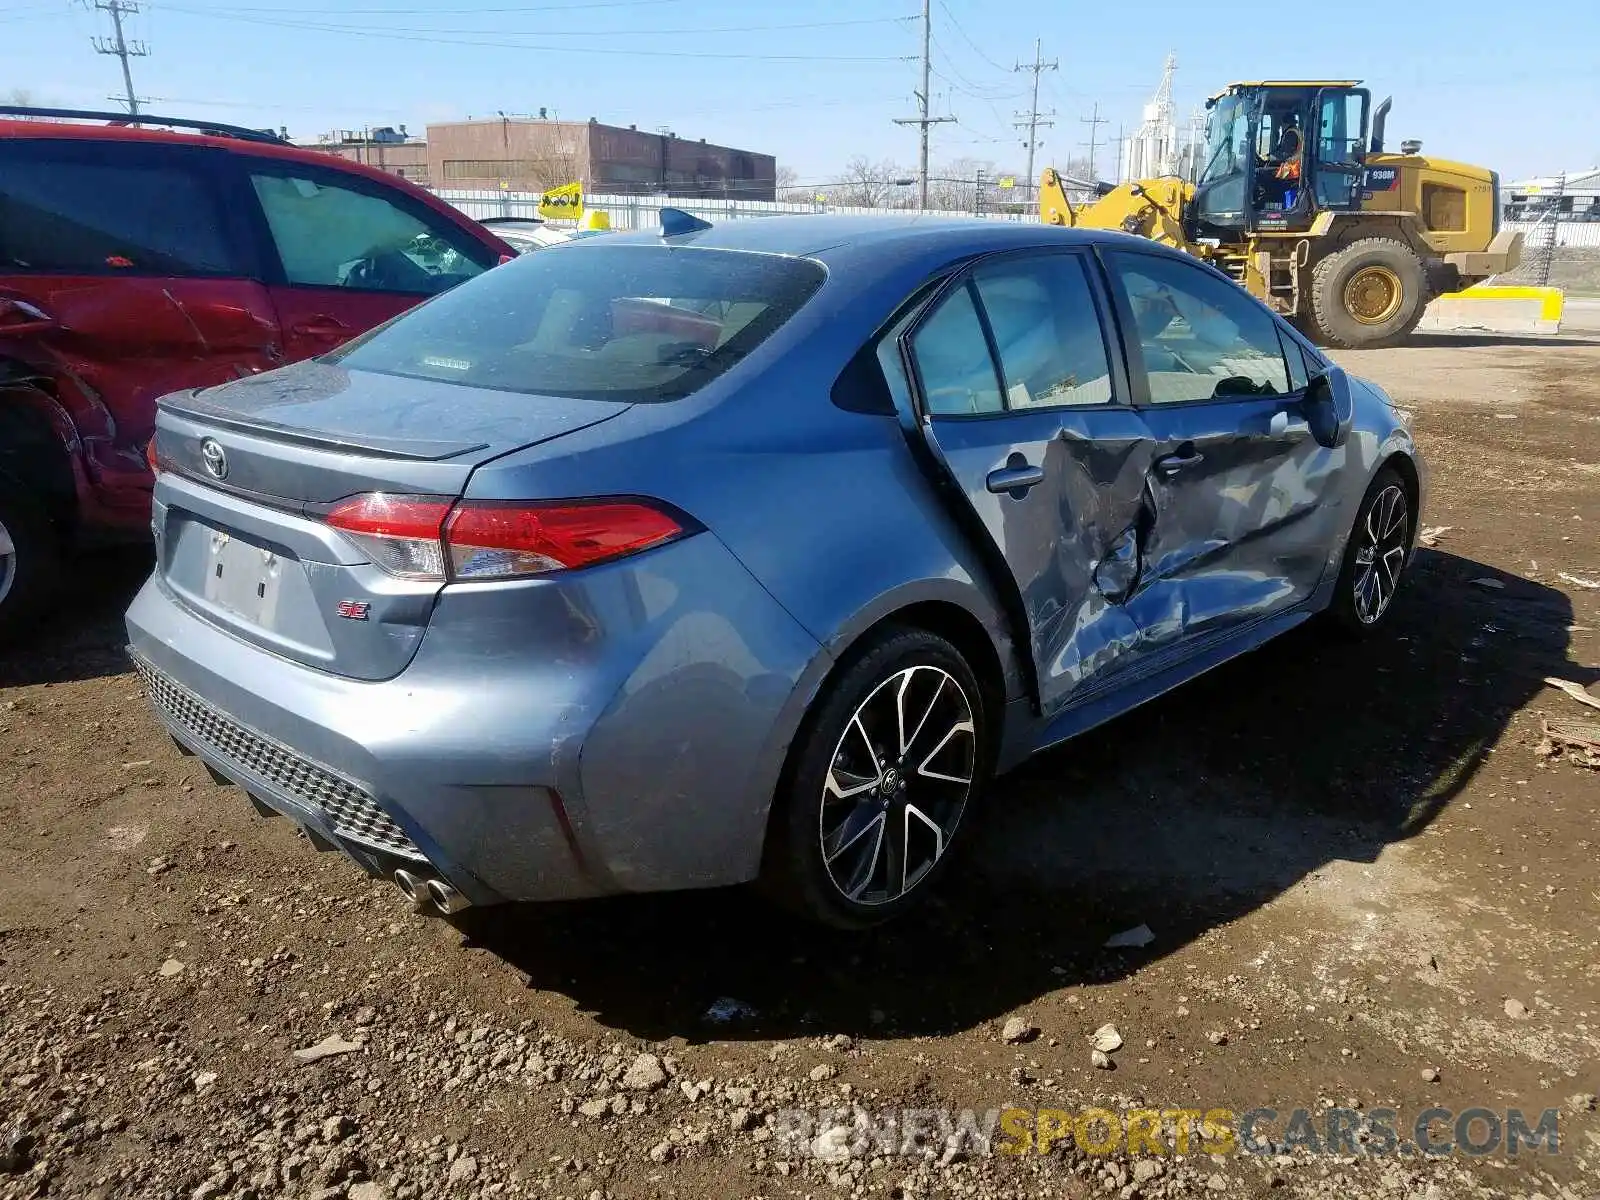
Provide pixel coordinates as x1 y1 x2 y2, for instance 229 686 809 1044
1418 286 1565 336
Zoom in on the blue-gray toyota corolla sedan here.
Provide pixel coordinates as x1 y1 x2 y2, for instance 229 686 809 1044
127 212 1425 928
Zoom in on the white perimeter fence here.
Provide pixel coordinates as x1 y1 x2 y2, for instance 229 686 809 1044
432 188 1039 228
431 188 1600 249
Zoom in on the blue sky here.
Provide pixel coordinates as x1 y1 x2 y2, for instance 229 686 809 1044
2 0 1595 186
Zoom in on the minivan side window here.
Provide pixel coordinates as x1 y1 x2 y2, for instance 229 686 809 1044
0 143 241 276
1108 251 1292 404
248 168 494 295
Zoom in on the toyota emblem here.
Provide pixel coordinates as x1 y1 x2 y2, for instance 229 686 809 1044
199 438 228 480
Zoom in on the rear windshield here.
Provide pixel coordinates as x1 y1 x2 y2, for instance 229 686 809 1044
328 243 826 402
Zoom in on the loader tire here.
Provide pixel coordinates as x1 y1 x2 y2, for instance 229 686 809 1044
1308 238 1428 349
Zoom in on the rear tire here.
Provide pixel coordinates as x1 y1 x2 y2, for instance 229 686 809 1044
760 626 990 929
1326 466 1413 637
0 479 60 644
1308 238 1428 349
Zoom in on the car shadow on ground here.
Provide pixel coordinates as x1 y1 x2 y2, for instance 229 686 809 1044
0 546 151 688
460 548 1584 1044
1400 332 1600 349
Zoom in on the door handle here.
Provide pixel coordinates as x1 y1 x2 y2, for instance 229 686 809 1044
986 464 1045 495
1269 408 1310 437
1153 448 1204 478
289 315 350 338
0 296 57 337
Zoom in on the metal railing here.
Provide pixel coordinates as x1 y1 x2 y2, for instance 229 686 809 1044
430 187 1041 228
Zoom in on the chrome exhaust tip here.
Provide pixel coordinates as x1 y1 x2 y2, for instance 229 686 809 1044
393 869 472 916
425 877 471 915
393 869 431 913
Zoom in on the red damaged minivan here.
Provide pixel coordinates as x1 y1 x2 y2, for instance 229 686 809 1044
0 108 515 637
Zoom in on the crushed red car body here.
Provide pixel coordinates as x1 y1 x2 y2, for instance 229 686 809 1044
0 107 514 631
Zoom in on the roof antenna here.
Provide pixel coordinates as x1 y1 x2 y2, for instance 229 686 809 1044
659 207 712 238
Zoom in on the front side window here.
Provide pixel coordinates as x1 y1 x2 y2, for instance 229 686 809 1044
250 169 493 295
329 244 826 403
0 144 239 276
1108 251 1291 404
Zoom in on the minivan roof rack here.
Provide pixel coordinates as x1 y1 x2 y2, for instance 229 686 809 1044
0 106 288 145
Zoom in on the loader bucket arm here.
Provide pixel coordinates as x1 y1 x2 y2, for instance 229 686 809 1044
1040 169 1194 251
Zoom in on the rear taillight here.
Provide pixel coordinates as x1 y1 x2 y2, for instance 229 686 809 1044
325 494 686 583
145 439 158 474
327 494 452 580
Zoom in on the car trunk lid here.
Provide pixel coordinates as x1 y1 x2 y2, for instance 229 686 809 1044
151 361 630 681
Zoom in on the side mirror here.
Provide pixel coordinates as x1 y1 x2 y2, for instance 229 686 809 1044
1305 367 1354 449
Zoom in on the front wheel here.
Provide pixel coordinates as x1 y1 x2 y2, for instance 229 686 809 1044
0 480 60 644
761 627 990 929
1326 466 1413 636
1308 238 1428 349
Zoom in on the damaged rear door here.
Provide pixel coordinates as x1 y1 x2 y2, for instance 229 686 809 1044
0 139 283 514
897 249 1158 714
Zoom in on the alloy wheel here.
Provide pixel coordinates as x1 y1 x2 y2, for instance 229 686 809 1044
1352 484 1409 624
818 665 976 907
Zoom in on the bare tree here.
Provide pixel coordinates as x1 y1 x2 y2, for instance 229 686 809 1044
775 165 813 203
829 157 910 209
925 158 997 212
3 88 37 106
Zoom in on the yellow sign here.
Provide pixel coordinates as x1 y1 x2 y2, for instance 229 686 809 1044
998 176 1016 189
538 181 584 221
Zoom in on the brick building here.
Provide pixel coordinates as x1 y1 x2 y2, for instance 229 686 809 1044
425 117 775 199
302 128 431 187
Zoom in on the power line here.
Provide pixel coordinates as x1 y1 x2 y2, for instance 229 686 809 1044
933 0 1010 74
156 6 905 61
169 12 912 38
89 0 147 117
1080 101 1109 181
927 38 1022 99
894 0 957 210
197 0 700 12
1013 38 1056 195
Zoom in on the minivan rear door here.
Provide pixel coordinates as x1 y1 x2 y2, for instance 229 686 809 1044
0 138 283 500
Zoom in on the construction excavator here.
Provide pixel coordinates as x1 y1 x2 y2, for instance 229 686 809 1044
1040 80 1523 348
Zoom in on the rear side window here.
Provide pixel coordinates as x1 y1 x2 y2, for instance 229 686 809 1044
0 143 240 276
911 284 1003 416
330 244 826 403
972 256 1114 407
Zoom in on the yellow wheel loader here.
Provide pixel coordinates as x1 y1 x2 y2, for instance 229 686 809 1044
1040 81 1523 348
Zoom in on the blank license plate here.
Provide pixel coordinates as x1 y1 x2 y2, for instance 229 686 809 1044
202 529 284 626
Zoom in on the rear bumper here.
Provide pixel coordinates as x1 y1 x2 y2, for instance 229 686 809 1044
124 531 825 903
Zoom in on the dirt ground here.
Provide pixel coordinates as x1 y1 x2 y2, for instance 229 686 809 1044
3 323 1598 1200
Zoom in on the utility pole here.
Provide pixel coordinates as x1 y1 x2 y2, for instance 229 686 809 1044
1080 102 1108 183
894 0 956 210
90 0 147 117
1013 39 1057 200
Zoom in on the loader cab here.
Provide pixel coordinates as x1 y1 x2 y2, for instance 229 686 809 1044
1189 81 1371 238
